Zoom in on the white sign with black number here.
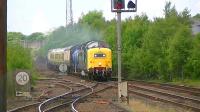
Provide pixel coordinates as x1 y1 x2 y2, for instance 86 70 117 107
16 72 30 85
59 64 67 73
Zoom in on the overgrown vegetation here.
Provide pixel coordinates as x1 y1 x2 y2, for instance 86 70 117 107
104 2 200 82
7 40 38 96
8 31 46 42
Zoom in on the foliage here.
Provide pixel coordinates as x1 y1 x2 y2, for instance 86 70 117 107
7 42 35 96
78 10 106 30
26 32 46 41
101 2 198 81
185 34 200 79
7 32 26 41
8 32 47 42
7 43 32 71
193 13 200 20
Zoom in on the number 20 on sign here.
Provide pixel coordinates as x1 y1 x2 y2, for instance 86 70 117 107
16 72 30 85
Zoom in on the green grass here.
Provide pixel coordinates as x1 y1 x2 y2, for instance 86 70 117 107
149 79 200 88
169 79 200 88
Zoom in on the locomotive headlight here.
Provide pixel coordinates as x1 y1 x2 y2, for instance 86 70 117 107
99 62 102 65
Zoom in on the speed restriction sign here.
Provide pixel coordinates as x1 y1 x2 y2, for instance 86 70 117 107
16 72 30 85
59 64 67 73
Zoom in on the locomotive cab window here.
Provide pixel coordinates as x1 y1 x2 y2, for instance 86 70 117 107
94 53 106 58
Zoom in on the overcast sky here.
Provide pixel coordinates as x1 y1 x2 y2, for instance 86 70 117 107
8 0 200 35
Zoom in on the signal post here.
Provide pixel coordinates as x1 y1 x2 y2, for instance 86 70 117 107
0 0 7 111
111 0 137 102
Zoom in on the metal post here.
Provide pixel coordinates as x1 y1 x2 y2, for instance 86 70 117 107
117 12 122 101
0 0 7 111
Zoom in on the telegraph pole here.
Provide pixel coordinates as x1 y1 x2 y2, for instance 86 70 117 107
0 0 7 111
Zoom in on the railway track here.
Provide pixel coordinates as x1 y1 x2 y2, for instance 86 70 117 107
38 81 115 112
7 79 75 112
7 102 41 112
38 81 95 112
10 71 200 112
127 80 200 112
129 80 200 97
8 71 119 112
71 82 114 112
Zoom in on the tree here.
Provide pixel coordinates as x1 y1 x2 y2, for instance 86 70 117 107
186 34 200 79
7 32 26 41
167 26 192 80
193 13 200 20
178 8 191 25
163 1 178 18
26 32 46 41
78 11 106 30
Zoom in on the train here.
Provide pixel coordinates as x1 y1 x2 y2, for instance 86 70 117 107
47 41 112 80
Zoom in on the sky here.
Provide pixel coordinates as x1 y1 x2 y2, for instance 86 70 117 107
8 0 200 35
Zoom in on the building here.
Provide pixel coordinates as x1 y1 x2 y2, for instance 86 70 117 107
192 19 200 35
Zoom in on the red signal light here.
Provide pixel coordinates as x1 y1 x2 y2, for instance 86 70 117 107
114 0 125 9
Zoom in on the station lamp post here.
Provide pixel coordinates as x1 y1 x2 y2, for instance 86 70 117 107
111 0 137 102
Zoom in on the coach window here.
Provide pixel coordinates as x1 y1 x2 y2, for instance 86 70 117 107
50 54 54 59
55 54 59 59
61 53 64 59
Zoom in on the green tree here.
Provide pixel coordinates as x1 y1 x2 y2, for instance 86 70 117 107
79 10 106 30
178 8 191 25
164 1 178 18
121 14 150 78
167 26 192 80
7 32 26 41
193 13 200 20
186 34 200 79
26 32 46 41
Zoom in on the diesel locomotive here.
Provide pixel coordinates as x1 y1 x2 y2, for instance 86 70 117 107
47 41 112 80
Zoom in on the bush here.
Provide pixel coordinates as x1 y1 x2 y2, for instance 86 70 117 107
7 42 36 96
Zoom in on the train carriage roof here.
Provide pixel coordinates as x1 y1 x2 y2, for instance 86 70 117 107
48 46 72 53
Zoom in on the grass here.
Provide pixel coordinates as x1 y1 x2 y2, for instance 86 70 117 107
169 79 200 88
120 97 179 112
149 79 200 88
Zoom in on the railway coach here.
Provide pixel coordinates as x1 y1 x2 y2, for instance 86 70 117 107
47 46 71 71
